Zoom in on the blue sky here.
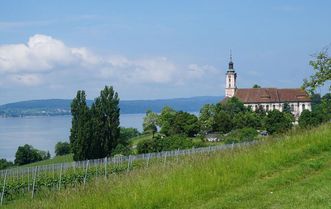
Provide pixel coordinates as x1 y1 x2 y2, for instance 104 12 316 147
0 0 330 104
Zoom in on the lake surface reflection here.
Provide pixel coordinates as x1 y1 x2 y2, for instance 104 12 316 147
0 114 145 161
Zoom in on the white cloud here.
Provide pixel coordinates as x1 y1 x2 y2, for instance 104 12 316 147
0 34 221 88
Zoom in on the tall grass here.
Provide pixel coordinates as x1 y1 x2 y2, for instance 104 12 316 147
4 123 331 209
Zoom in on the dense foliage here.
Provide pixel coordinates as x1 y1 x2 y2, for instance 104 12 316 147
299 93 331 128
0 158 13 170
119 127 140 145
264 110 294 134
136 135 202 154
70 86 120 160
14 144 50 165
303 49 331 93
224 128 258 144
55 142 71 156
143 110 158 136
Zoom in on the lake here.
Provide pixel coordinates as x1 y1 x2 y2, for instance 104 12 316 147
0 114 145 161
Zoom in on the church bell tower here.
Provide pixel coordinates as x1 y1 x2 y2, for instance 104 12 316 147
225 52 237 97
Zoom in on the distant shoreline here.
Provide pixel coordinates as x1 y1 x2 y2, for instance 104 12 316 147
0 96 223 117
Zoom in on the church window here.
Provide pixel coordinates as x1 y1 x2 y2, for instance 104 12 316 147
291 104 294 111
273 105 276 110
266 105 269 111
302 104 305 110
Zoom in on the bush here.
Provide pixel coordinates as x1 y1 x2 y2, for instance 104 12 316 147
119 127 140 145
0 159 13 170
14 144 49 165
224 128 258 144
264 110 293 134
137 135 197 154
112 144 132 156
55 141 71 156
299 109 323 128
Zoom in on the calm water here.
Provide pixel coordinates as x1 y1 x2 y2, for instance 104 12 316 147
0 114 145 161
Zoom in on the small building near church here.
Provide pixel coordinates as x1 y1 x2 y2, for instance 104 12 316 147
223 55 311 119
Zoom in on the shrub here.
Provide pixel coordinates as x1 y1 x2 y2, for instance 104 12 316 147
264 110 293 134
298 109 323 128
0 159 13 170
112 144 132 156
224 128 258 144
137 135 197 154
55 141 71 156
14 144 47 165
119 127 140 145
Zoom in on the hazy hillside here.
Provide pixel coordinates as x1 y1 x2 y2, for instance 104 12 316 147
0 96 223 116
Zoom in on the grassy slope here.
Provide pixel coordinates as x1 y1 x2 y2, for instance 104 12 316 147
5 123 331 209
21 154 73 167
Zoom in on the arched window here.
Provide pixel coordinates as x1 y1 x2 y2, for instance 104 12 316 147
273 105 276 110
255 105 258 110
291 104 294 112
302 104 305 110
266 105 269 111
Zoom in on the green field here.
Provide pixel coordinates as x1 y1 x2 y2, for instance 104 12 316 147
4 123 331 209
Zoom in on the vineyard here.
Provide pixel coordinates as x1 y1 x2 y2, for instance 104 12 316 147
0 142 255 205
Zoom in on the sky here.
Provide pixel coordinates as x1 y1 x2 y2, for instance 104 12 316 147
0 0 330 104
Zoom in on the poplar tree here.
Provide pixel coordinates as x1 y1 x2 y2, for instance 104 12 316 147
70 90 90 160
90 86 120 158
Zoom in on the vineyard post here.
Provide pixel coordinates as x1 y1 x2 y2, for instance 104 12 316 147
73 162 77 188
27 167 30 192
176 149 180 163
232 142 234 150
0 170 8 206
163 151 167 167
146 153 150 168
127 155 131 173
104 157 107 179
31 166 38 199
95 160 98 177
58 164 63 191
83 160 89 186
131 156 134 169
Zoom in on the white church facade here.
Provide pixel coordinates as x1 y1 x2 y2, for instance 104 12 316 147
224 56 311 119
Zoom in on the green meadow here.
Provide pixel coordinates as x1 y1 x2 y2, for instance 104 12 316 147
4 123 331 209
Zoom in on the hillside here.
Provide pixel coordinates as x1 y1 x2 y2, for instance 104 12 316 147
0 96 223 116
4 123 331 209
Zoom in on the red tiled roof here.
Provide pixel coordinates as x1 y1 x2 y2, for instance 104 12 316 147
233 88 311 103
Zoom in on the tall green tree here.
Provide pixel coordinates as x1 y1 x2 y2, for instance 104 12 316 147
70 90 90 161
143 110 159 137
199 104 216 134
171 111 199 137
158 106 176 135
303 49 331 94
91 86 120 159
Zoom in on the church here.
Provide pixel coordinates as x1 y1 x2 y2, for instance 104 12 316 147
224 56 311 119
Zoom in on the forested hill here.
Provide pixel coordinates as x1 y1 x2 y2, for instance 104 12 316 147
0 96 223 117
